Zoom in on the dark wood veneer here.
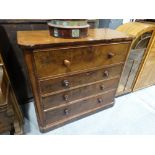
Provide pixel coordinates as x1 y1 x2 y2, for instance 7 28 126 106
18 28 133 132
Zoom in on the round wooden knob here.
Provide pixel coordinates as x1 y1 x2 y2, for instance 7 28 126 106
63 94 69 101
103 70 109 77
97 98 103 103
86 72 91 76
108 52 115 58
64 109 69 115
100 85 105 90
62 80 70 87
64 59 71 67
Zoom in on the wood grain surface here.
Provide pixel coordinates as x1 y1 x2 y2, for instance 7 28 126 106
116 22 155 95
18 28 132 132
17 28 133 49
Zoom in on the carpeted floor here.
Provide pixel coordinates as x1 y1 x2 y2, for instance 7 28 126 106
23 85 155 135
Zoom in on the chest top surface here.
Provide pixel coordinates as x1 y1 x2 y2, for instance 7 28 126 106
17 28 133 49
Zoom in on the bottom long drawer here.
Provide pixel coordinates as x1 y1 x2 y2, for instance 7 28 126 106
44 89 116 126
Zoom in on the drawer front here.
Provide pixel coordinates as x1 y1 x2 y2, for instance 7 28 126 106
45 89 115 125
42 77 119 109
40 64 123 94
33 43 129 78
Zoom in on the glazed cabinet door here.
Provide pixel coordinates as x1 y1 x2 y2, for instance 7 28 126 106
117 48 145 96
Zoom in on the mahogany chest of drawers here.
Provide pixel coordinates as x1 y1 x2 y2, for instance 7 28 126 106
17 28 133 132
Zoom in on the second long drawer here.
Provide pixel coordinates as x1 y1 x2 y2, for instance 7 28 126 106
39 64 123 95
42 77 119 109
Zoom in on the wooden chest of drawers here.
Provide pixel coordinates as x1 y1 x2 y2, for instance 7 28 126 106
17 29 133 132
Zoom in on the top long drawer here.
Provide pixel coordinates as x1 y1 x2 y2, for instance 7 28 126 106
33 43 130 78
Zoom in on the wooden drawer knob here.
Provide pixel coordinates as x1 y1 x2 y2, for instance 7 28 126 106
100 85 105 90
86 72 91 76
64 59 71 67
97 98 103 103
103 70 109 77
108 52 115 58
62 80 70 87
63 94 69 101
64 109 69 115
